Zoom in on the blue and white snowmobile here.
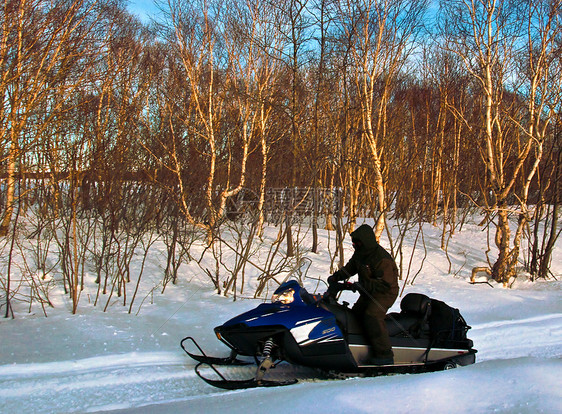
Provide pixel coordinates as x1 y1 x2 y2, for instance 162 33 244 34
181 279 477 389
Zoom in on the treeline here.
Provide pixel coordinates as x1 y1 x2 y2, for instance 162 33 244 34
1 0 561 314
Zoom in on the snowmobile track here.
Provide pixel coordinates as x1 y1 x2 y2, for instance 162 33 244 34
0 352 210 413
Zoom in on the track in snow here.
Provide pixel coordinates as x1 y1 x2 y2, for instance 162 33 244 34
0 352 206 413
1 314 560 413
0 351 323 413
469 313 562 362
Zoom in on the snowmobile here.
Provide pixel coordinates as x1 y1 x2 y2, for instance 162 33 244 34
181 279 477 390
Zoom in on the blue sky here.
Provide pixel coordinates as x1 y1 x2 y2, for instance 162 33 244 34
127 0 160 22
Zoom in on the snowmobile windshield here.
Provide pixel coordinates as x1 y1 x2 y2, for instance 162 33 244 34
271 288 295 304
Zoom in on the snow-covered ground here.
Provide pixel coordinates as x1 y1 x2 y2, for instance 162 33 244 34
1 219 561 413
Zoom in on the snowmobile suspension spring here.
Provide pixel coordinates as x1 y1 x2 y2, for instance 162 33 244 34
262 338 274 357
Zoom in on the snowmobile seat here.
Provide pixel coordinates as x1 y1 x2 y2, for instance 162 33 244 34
385 293 431 338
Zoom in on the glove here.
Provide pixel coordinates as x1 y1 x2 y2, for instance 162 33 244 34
328 270 346 285
326 283 341 297
329 281 359 294
327 275 338 285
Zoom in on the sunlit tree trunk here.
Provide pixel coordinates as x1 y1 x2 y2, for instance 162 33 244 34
439 0 560 285
1 0 101 237
343 0 428 241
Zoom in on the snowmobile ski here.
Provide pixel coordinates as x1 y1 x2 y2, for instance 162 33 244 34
181 336 251 366
194 362 298 390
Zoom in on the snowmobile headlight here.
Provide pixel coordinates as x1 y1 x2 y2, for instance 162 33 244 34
271 288 295 304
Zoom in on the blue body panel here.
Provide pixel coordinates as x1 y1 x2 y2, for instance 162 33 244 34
220 280 345 347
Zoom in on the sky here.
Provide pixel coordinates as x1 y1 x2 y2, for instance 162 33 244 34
127 0 160 23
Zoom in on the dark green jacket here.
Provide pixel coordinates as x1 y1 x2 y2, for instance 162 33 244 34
333 224 399 298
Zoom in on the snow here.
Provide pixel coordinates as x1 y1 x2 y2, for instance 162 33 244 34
1 219 561 413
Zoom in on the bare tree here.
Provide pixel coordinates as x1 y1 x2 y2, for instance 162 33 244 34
155 0 256 247
230 0 284 237
510 0 562 280
520 1 562 280
438 0 561 284
0 0 102 237
339 0 428 239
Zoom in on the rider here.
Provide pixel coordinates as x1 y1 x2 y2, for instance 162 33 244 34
328 224 399 365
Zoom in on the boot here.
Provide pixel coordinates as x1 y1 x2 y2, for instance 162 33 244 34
368 354 394 366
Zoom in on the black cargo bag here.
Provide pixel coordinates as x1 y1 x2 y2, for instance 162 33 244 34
428 299 471 348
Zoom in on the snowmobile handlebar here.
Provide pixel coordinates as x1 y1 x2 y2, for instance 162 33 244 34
325 281 358 298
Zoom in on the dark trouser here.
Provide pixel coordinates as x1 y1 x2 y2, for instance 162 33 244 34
352 293 396 358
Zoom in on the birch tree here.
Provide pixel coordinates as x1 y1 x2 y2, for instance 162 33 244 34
439 0 561 284
513 0 562 280
0 0 102 236
341 0 428 239
164 0 228 243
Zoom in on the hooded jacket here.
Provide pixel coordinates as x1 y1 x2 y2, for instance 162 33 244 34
332 224 399 298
